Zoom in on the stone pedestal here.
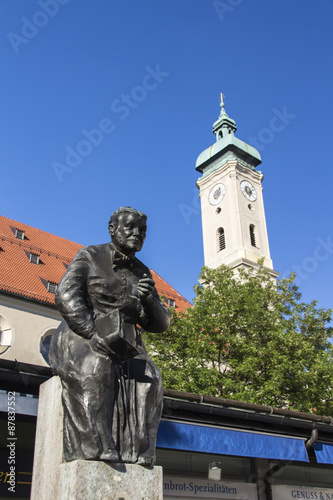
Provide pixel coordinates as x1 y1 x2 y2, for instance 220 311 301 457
31 376 163 500
59 461 163 500
30 376 63 500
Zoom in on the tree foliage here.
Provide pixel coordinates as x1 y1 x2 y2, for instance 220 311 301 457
144 264 333 415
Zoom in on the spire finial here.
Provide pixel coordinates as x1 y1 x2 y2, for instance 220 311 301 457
213 92 237 139
219 92 227 118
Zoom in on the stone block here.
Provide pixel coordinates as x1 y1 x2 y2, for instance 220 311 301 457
30 376 63 500
59 461 163 500
31 376 163 499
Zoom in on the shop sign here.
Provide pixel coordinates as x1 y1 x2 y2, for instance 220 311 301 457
272 485 333 500
163 476 257 499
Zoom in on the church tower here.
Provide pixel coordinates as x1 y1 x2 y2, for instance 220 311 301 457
196 95 278 277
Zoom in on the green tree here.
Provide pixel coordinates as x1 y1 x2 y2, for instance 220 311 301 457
144 264 333 415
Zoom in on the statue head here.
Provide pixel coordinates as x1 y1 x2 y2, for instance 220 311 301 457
108 207 147 256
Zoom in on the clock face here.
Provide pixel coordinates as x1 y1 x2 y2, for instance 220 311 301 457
240 180 257 202
209 183 226 205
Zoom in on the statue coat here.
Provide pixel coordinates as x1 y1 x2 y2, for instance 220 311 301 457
49 243 170 465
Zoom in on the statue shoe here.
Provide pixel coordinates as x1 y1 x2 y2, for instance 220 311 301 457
136 455 154 468
99 449 120 463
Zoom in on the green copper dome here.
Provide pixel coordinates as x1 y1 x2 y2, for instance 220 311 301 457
196 97 261 175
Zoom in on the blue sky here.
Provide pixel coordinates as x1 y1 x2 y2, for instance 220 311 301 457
1 0 333 312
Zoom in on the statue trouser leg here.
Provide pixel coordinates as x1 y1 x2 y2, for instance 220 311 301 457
50 328 119 462
114 356 163 466
60 355 119 462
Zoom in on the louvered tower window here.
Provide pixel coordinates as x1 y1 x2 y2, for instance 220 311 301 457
217 228 226 251
250 225 256 247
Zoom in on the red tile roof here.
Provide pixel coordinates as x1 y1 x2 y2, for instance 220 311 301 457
0 215 191 311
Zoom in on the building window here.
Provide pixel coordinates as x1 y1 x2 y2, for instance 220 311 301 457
156 449 253 482
30 253 40 265
40 328 57 364
47 282 57 294
217 228 226 251
0 315 13 355
250 225 256 247
165 298 176 308
40 278 58 294
15 228 25 240
24 250 41 264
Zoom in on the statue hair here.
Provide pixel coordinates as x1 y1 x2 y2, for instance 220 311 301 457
108 207 147 230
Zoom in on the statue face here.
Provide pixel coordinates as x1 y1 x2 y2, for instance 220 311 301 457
110 212 147 256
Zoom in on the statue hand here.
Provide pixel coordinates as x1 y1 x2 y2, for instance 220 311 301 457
90 333 114 357
137 274 155 306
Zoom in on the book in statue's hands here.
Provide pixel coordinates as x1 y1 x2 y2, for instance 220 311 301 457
94 309 140 362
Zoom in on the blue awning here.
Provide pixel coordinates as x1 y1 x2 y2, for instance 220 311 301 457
157 420 309 462
314 442 333 464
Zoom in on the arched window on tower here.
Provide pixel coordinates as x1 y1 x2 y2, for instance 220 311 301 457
217 228 226 251
250 224 256 247
219 131 223 139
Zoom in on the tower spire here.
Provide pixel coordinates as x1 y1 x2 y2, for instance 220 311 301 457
213 92 237 140
219 93 226 116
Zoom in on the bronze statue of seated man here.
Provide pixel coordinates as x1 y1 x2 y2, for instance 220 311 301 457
49 207 170 466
